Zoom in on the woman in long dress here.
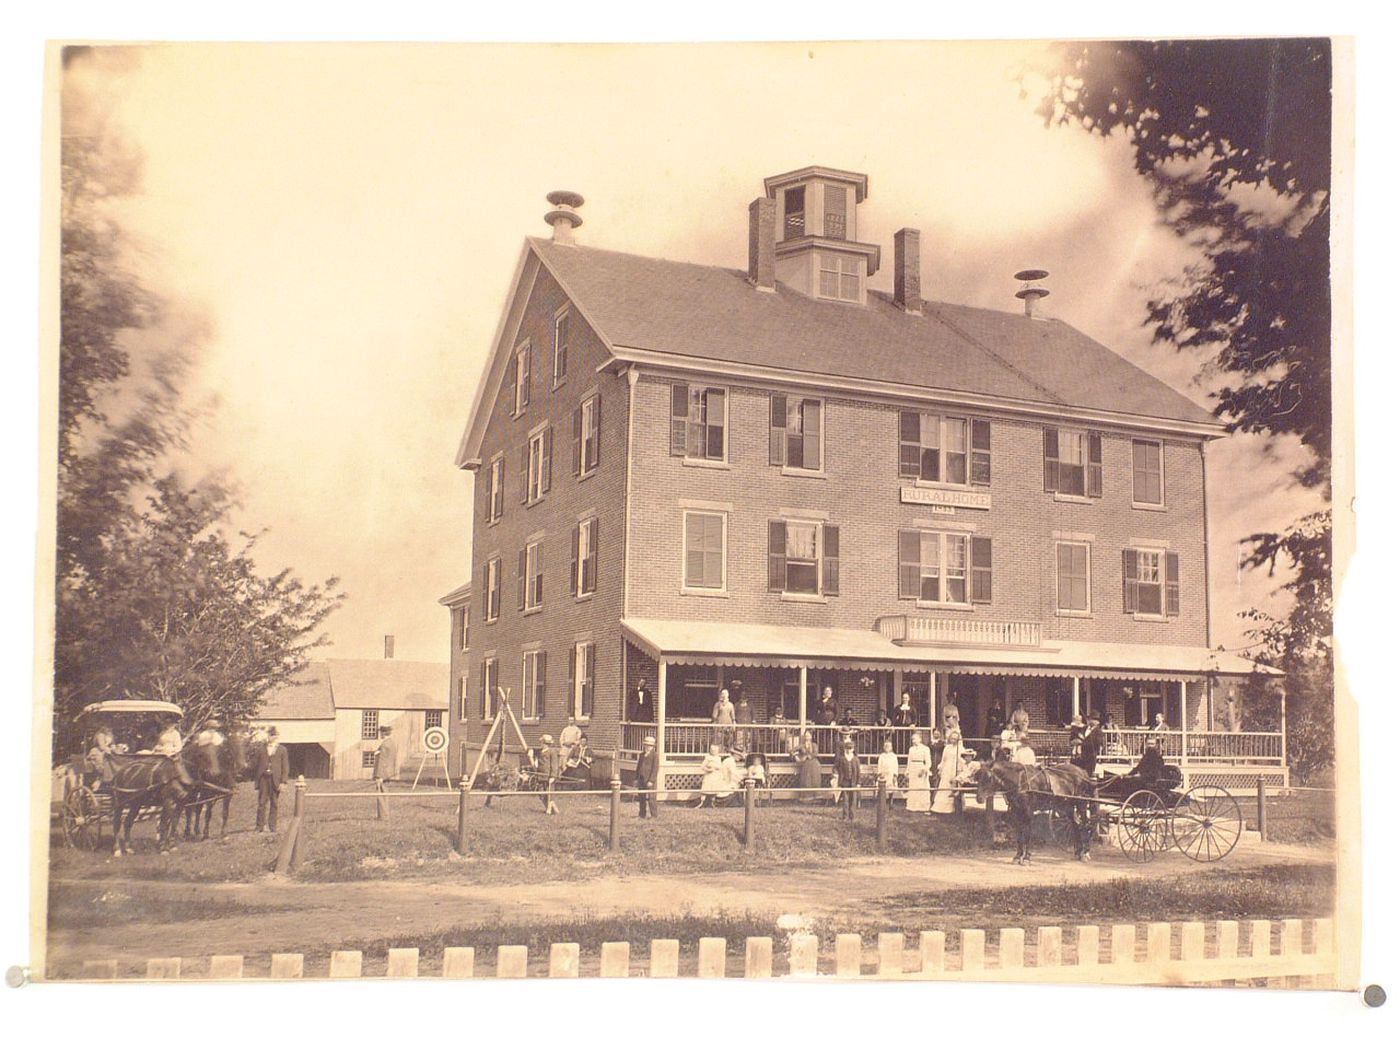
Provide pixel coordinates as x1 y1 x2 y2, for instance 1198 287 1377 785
905 731 932 812
795 732 824 802
932 711 964 813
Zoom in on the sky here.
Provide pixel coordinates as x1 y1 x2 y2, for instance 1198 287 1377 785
62 41 1323 664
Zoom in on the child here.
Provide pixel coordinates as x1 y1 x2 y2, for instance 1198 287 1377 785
876 739 900 805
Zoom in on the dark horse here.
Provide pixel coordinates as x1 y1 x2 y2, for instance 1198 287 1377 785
107 753 197 856
182 734 248 841
972 758 1096 865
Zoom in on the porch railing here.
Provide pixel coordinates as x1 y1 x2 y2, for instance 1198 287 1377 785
876 615 1042 648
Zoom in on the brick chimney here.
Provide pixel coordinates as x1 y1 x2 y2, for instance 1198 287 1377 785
748 197 776 291
893 228 921 314
384 634 395 659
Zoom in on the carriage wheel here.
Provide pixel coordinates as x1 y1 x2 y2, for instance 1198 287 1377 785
1035 809 1073 848
1115 790 1167 864
63 787 103 850
1171 786 1243 862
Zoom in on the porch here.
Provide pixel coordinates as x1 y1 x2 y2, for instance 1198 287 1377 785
618 617 1287 794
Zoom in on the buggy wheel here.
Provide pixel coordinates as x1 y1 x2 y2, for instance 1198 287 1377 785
1034 808 1072 848
63 786 103 850
1115 790 1167 864
1171 786 1242 862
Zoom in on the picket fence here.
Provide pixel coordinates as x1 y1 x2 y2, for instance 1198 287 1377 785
65 917 1336 986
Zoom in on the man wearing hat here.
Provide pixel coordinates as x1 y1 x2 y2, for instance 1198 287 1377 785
1072 715 1104 777
194 716 226 749
153 715 184 756
833 736 862 821
252 726 289 833
635 735 659 818
538 734 561 815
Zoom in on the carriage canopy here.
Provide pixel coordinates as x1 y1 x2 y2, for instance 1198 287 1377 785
77 700 185 721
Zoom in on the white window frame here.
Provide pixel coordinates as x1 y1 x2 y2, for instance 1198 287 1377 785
457 675 470 721
817 251 860 302
361 751 378 769
1133 547 1167 619
486 557 501 623
552 307 569 387
487 454 504 524
526 424 550 504
1055 540 1093 617
571 642 595 721
899 529 972 608
361 709 380 740
682 510 728 595
682 384 729 465
522 649 544 722
425 710 443 730
458 604 470 651
578 394 599 476
574 517 597 598
481 656 499 724
1131 438 1165 508
524 540 544 612
778 396 826 475
512 342 531 416
899 412 970 486
782 518 825 599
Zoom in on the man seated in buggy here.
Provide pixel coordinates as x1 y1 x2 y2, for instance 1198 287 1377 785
1100 736 1181 799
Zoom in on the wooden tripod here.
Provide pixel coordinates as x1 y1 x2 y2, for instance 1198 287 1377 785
463 688 532 791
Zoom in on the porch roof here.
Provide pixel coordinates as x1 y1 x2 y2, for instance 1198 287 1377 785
620 618 1280 681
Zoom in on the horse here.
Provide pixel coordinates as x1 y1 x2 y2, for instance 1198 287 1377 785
182 733 248 841
107 753 197 856
970 757 1096 865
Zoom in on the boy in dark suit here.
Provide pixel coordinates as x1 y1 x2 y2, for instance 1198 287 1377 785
635 735 659 818
833 737 862 821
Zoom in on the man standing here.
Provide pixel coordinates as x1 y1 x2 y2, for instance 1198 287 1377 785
814 686 837 726
893 691 917 727
635 735 659 818
833 738 862 821
733 686 753 728
253 727 289 833
1072 715 1104 777
632 681 653 723
538 733 561 815
373 724 399 816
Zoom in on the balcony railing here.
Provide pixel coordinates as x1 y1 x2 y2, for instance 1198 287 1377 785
877 615 1043 648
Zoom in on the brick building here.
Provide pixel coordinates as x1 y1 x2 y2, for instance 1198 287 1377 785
442 168 1285 793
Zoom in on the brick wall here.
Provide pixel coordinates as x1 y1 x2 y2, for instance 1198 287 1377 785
626 374 1209 648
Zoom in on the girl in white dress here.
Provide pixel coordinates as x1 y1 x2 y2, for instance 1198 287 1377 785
932 709 964 813
905 731 932 812
876 739 901 804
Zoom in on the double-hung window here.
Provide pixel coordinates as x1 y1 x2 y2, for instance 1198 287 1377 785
567 642 595 720
683 511 726 592
553 309 569 385
573 394 601 475
1122 548 1180 618
1056 542 1092 615
459 603 470 651
570 518 598 598
484 557 501 623
669 383 727 461
522 649 547 721
817 252 860 302
519 540 544 612
480 657 499 721
510 342 531 415
1043 427 1103 498
897 412 985 485
769 395 823 472
360 710 380 740
1132 439 1165 507
768 520 839 597
524 426 552 504
457 675 470 721
485 455 505 523
425 710 443 730
898 530 992 606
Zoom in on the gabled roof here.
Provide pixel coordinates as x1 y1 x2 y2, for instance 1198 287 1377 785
457 238 1221 467
257 659 449 721
438 580 473 606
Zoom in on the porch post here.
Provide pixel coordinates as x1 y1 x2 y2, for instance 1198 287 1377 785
1179 680 1188 761
1071 677 1081 720
930 670 939 731
656 659 668 784
1279 687 1288 769
798 665 808 740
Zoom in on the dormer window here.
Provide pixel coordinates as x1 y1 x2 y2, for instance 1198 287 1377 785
783 187 805 240
818 253 860 302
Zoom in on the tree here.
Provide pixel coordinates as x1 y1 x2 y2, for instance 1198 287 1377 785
1032 39 1334 775
53 50 343 755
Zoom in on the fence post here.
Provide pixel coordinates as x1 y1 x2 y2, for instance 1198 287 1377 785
293 775 306 819
457 777 470 855
276 777 307 875
876 778 888 850
609 774 622 851
743 776 755 849
1256 776 1268 842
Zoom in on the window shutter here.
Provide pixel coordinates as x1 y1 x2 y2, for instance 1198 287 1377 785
536 651 548 719
519 443 529 503
970 419 992 486
767 520 786 591
769 395 786 465
705 389 725 460
1042 428 1059 493
898 411 921 479
589 394 601 469
519 347 531 406
971 536 993 604
1122 549 1139 613
541 427 552 493
822 524 840 596
518 549 527 610
1087 432 1103 498
482 477 491 523
566 645 576 719
569 524 580 596
482 568 490 620
535 545 544 604
586 519 598 594
506 355 518 412
493 465 504 520
480 661 488 721
670 384 688 456
802 400 822 470
1165 552 1180 616
897 530 921 599
572 406 582 476
582 645 594 719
